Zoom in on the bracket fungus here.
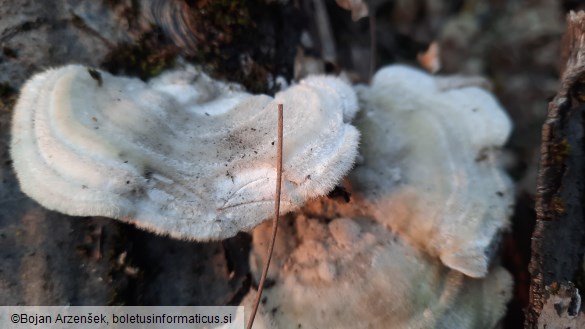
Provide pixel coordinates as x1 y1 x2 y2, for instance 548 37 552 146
243 215 512 329
10 65 359 240
350 65 514 278
240 65 515 328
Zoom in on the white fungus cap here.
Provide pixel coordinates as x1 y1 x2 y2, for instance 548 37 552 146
10 65 360 240
351 65 514 277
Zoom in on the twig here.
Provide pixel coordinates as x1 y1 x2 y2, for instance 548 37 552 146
93 225 104 260
246 103 284 329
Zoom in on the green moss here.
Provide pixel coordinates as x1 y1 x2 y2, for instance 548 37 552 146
551 195 566 216
103 0 301 92
551 138 571 165
101 29 177 80
185 0 301 94
189 1 259 87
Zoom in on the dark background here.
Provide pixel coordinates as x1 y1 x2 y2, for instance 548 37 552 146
0 0 575 327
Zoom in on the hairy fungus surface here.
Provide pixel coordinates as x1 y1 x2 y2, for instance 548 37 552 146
10 65 359 240
244 215 512 329
351 65 514 278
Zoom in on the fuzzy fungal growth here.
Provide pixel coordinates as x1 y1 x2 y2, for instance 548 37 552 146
351 65 514 278
243 215 512 329
10 65 359 240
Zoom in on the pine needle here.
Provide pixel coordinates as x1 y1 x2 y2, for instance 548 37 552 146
246 103 284 329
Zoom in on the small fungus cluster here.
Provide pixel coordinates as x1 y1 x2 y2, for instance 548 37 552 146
11 64 514 328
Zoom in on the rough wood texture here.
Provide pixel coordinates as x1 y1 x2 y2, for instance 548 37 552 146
526 11 585 328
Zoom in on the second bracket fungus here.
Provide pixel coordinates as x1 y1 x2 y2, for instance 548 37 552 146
351 65 514 278
10 65 359 240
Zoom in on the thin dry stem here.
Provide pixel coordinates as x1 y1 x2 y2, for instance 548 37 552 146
246 103 283 329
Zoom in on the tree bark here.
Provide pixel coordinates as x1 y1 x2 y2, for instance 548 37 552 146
526 10 585 329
